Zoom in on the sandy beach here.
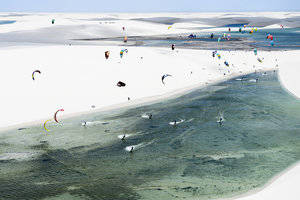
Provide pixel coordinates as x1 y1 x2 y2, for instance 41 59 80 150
1 12 300 200
0 45 284 129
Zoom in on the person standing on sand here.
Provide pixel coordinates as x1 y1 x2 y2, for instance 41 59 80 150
171 44 175 50
254 48 257 56
212 51 217 57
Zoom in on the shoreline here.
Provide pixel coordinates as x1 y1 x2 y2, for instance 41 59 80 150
222 160 300 200
0 68 274 133
0 43 281 132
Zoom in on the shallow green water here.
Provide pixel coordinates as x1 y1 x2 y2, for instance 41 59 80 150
1 71 300 200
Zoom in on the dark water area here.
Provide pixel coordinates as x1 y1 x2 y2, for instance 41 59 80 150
0 20 16 25
1 72 300 200
221 27 300 49
78 27 300 51
134 28 300 50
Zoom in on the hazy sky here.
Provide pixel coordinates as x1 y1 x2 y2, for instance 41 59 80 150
0 0 299 12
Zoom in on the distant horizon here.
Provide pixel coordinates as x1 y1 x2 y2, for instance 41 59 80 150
1 11 300 14
0 0 299 13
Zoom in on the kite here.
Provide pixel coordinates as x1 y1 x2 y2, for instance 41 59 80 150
105 51 110 59
32 70 41 80
162 74 172 85
44 119 51 132
54 109 64 123
117 81 126 87
120 49 128 58
254 48 257 55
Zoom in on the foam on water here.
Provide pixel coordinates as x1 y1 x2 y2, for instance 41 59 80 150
169 119 185 125
141 113 152 119
0 152 37 161
124 140 155 152
117 134 132 139
81 120 109 126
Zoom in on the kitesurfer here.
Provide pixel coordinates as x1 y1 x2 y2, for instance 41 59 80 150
121 135 126 141
210 33 214 39
218 117 223 125
129 146 134 153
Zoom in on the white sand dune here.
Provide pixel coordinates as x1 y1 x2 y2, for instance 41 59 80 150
278 50 300 100
1 12 300 43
